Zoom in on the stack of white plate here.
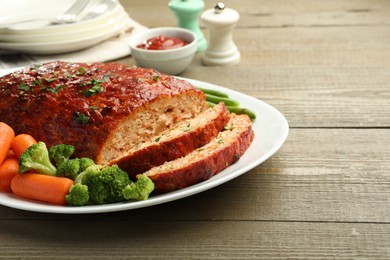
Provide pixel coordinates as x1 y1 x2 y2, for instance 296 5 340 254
0 0 132 54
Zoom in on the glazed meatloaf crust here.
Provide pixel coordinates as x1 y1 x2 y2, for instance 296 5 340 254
111 102 230 177
0 61 208 164
144 113 255 193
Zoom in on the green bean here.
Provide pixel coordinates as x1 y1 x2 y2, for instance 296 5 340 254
196 87 229 98
226 106 257 120
207 101 216 107
201 88 256 120
205 93 240 107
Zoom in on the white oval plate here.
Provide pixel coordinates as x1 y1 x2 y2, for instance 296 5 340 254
0 74 289 214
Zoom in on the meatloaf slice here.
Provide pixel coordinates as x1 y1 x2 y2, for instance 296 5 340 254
110 102 230 177
143 113 255 193
0 61 208 164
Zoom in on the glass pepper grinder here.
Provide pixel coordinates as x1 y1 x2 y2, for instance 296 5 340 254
168 0 207 52
201 2 240 66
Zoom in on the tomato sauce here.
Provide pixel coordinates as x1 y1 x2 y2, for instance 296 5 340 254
136 35 188 50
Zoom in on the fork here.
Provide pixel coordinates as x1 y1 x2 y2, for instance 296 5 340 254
52 0 90 24
0 0 89 29
80 0 118 21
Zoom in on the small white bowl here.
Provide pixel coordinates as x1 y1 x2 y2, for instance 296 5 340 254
129 27 197 75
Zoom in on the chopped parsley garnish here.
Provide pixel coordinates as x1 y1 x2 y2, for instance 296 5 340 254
183 124 191 132
29 64 42 71
18 82 31 92
74 112 90 125
153 76 160 81
42 77 57 83
33 79 42 86
155 136 161 142
45 84 65 94
83 79 104 97
102 75 110 82
77 67 88 75
218 139 224 144
84 84 102 97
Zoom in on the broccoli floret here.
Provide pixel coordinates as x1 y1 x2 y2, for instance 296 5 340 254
78 157 95 172
48 144 75 167
56 159 81 180
123 174 155 201
56 157 95 180
66 183 89 206
18 141 57 176
74 164 102 184
65 165 102 206
66 164 154 206
84 165 131 204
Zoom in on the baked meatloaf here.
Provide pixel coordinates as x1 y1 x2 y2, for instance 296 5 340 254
144 113 255 193
111 102 230 177
0 61 209 164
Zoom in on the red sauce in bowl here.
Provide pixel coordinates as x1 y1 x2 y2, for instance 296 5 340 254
136 35 188 50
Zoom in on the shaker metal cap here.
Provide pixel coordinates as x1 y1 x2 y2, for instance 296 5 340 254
215 2 225 13
201 2 239 24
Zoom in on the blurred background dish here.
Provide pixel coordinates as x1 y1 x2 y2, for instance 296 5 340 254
0 0 133 54
129 27 197 75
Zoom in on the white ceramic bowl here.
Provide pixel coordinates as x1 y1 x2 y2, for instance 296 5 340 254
129 27 197 75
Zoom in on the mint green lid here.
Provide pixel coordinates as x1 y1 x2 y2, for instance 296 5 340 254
168 0 205 13
168 0 207 51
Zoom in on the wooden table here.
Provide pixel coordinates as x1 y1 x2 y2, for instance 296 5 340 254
1 0 389 258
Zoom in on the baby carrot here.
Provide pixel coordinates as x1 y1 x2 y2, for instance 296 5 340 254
0 152 19 192
11 173 73 205
0 122 15 166
11 134 37 158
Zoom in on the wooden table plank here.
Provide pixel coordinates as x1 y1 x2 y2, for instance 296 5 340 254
0 220 389 259
122 0 390 28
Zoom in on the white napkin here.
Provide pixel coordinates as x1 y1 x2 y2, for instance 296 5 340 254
0 17 147 69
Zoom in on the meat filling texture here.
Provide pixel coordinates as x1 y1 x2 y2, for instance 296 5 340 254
100 93 208 164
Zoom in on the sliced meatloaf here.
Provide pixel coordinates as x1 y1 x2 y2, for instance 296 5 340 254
0 61 208 164
143 113 255 193
110 102 230 177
